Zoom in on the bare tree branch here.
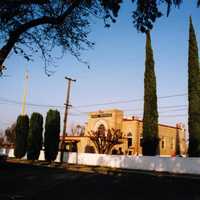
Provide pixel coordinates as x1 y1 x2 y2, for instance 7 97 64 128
88 127 122 154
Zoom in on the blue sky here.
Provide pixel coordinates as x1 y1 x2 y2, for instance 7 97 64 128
0 1 200 134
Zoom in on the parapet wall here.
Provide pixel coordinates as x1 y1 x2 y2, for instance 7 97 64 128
2 148 200 175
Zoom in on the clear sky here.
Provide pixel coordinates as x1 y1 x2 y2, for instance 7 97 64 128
0 1 200 134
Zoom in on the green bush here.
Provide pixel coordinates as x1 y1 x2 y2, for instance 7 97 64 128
44 109 60 162
14 115 29 158
27 112 43 160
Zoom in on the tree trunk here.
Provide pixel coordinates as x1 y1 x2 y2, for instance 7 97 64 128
0 33 20 67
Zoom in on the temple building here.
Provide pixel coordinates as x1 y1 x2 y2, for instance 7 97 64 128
64 109 187 156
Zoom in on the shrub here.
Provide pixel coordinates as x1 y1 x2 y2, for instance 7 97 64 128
14 115 29 158
27 112 43 160
44 109 60 162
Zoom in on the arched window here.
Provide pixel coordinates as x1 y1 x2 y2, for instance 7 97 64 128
94 119 108 132
97 124 105 136
98 124 106 132
161 137 165 149
127 132 132 148
127 132 132 137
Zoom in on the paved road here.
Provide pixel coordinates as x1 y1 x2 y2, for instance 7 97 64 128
0 162 200 200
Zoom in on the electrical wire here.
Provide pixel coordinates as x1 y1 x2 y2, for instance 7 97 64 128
0 92 187 109
74 93 187 108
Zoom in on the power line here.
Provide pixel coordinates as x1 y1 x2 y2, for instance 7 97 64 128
69 105 188 115
159 114 187 118
0 98 188 115
123 104 187 112
0 92 187 110
0 98 64 108
66 107 188 117
67 113 187 118
157 104 187 109
74 93 187 108
124 108 188 116
159 108 187 113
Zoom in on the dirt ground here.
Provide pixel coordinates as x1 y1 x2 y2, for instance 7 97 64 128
0 161 200 200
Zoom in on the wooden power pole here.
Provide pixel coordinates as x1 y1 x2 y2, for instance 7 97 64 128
60 76 76 163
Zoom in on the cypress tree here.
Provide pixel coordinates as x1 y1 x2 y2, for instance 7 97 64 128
44 109 60 162
142 31 159 156
175 131 180 156
14 115 29 158
27 112 43 160
188 17 200 157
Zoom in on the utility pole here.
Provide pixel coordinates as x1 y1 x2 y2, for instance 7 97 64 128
60 76 76 163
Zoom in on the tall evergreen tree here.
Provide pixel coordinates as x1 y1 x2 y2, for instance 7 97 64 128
27 112 43 160
188 17 200 157
175 131 180 156
14 115 29 158
44 109 60 162
142 31 159 156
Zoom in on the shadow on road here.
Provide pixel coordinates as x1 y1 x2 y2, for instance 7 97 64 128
0 162 200 200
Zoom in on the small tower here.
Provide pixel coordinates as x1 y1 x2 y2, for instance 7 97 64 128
21 70 29 115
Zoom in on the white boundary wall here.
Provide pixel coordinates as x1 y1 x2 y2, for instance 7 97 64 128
3 149 200 175
62 153 200 175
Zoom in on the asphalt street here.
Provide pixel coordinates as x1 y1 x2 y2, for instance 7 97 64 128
0 162 200 200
